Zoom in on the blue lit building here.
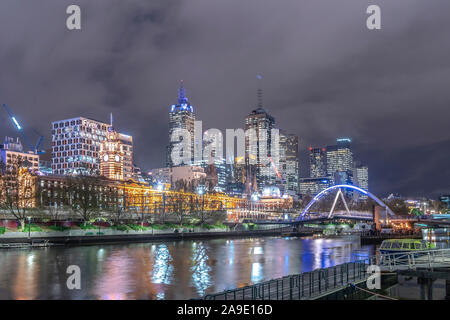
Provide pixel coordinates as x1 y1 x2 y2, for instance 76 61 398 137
166 81 196 167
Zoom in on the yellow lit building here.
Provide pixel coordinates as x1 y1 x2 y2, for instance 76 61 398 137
99 128 124 181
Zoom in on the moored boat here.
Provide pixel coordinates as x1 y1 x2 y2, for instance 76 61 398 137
378 239 435 255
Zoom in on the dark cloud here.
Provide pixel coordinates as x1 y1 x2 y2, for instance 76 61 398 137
0 0 449 198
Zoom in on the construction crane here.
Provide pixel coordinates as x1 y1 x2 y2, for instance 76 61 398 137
2 103 45 155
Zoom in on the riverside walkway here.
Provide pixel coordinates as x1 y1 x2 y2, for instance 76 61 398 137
203 260 369 300
203 248 450 300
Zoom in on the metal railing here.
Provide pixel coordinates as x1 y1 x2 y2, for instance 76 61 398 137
202 248 450 300
203 260 369 300
374 248 450 272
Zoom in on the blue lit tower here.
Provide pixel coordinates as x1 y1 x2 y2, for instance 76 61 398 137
166 80 196 167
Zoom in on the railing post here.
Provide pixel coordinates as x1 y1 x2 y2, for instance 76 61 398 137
346 263 349 283
260 283 265 300
289 276 294 300
388 255 392 271
318 270 321 293
277 279 279 300
428 252 433 271
301 274 305 298
334 266 337 287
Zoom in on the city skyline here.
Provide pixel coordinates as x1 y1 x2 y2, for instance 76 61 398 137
0 1 449 198
1 0 450 304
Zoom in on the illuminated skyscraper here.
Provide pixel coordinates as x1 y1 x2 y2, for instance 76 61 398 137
285 134 299 193
326 138 353 177
354 165 369 199
279 131 299 194
355 166 368 190
245 106 276 191
299 177 332 197
309 147 327 178
51 117 109 175
118 133 133 180
167 81 196 167
244 76 277 192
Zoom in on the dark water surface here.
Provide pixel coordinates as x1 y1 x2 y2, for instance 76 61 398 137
0 236 374 299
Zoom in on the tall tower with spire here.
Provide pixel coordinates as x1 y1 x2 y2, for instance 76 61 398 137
166 80 196 167
244 74 276 192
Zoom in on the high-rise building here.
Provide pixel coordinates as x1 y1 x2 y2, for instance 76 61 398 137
118 133 133 180
231 156 246 184
326 138 353 179
167 81 196 167
0 137 39 172
299 177 332 197
245 106 276 191
309 147 327 178
355 166 368 190
51 117 109 175
354 165 369 199
277 132 287 192
279 131 299 194
99 127 124 181
51 116 133 176
285 134 299 194
200 129 227 192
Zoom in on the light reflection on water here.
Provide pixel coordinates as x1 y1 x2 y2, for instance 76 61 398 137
0 236 375 300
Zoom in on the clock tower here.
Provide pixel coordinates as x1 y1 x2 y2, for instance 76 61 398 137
100 114 124 180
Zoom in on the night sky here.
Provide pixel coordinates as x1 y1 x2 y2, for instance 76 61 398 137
0 0 449 198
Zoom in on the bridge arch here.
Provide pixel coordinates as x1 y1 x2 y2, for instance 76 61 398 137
299 184 394 219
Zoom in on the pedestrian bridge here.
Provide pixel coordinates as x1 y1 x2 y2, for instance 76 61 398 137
297 184 396 222
300 211 373 222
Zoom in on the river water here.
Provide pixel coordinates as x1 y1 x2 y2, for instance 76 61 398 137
0 236 375 300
